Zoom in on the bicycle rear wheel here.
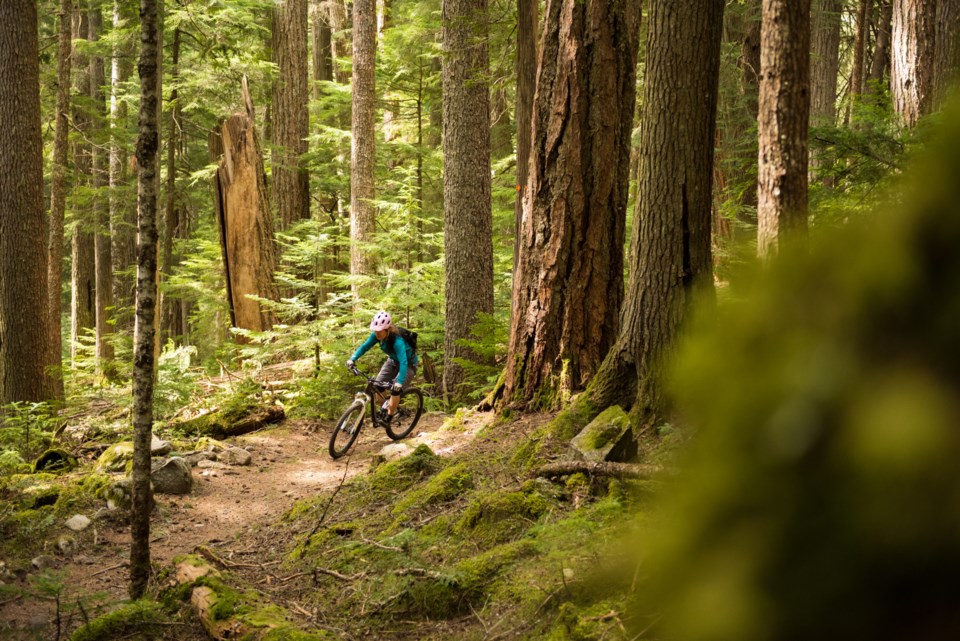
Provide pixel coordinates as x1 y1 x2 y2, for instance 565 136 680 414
329 402 365 459
385 388 423 440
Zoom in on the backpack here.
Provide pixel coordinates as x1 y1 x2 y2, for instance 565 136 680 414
392 326 418 353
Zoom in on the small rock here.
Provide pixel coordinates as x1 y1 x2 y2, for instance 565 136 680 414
65 514 92 532
27 614 48 630
31 555 55 570
379 443 413 461
151 435 172 456
151 457 193 495
57 535 75 555
197 459 227 469
220 446 252 466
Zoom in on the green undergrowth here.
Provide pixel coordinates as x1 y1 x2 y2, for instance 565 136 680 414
68 600 173 641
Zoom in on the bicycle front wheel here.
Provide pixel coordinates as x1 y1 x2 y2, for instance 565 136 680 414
386 388 423 440
329 401 365 459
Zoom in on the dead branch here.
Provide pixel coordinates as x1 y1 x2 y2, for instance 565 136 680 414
533 460 666 481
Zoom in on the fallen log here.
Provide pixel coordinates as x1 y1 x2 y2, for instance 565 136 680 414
533 460 667 480
168 404 284 439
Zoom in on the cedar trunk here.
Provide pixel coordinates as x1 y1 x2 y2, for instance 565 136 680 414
757 0 810 258
892 0 937 127
47 0 73 401
850 0 873 102
350 0 376 293
869 0 894 89
161 28 184 343
933 0 960 109
514 0 537 269
273 0 310 229
501 0 641 408
810 0 841 185
442 0 494 394
130 0 161 600
583 0 724 420
0 0 50 404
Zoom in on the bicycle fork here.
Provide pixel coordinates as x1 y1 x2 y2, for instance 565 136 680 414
349 392 371 434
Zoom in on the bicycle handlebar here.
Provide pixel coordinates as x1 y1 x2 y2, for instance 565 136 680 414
349 366 390 389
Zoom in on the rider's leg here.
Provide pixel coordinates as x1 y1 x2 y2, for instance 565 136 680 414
387 363 418 415
376 359 399 414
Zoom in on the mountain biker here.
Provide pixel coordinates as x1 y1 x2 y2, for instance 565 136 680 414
345 311 418 424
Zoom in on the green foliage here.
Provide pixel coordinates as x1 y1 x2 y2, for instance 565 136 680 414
0 402 58 463
68 600 169 641
453 312 511 402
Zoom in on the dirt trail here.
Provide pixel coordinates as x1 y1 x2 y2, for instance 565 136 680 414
0 411 471 639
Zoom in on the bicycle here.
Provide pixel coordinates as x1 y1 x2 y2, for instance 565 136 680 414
328 366 424 459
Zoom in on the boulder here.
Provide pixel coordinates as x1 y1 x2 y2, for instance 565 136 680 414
150 457 193 495
96 442 134 473
570 405 637 463
220 446 252 466
151 435 172 456
65 514 91 532
33 449 78 473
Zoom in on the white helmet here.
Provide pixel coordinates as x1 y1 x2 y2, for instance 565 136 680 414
370 311 392 332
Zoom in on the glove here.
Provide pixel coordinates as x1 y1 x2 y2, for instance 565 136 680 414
346 359 355 369
391 382 403 394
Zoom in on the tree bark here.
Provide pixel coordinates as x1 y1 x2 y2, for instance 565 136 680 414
442 0 494 395
581 0 724 422
933 0 960 109
161 28 184 344
130 0 161 600
757 0 810 258
810 0 841 186
350 0 377 296
892 0 937 127
0 0 50 404
90 5 115 372
501 0 641 409
868 0 893 89
47 0 73 401
514 0 537 270
210 90 280 334
273 0 310 229
850 0 873 103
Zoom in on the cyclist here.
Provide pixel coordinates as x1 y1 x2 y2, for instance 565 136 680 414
345 311 418 424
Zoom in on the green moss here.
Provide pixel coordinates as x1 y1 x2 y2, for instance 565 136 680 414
67 599 168 641
392 462 474 517
32 449 78 473
458 489 551 544
95 442 134 473
363 444 441 495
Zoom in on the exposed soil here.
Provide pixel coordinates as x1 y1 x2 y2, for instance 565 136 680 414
0 410 483 640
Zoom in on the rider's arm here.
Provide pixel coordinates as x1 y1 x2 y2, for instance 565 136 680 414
350 333 377 362
393 335 409 385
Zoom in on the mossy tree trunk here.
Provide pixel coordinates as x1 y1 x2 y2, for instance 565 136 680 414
130 0 161 600
573 0 724 426
501 0 641 410
350 0 376 299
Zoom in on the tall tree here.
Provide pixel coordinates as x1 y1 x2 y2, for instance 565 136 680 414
350 0 376 295
161 28 184 343
90 4 115 372
757 0 810 258
514 0 537 268
272 0 310 229
574 0 724 423
892 0 937 126
442 0 494 394
71 8 96 363
500 0 641 408
0 0 50 404
48 0 73 401
130 0 161 600
850 0 873 104
868 0 894 89
810 0 841 184
933 0 960 109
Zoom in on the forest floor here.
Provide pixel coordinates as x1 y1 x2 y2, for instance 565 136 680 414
0 410 485 640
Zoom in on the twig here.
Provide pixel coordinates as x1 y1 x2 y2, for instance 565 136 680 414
314 567 365 582
534 461 666 481
297 455 352 559
392 567 447 580
0 595 22 607
92 561 128 577
360 537 402 552
288 601 313 618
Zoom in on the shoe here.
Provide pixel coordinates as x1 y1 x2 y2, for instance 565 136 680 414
378 408 390 424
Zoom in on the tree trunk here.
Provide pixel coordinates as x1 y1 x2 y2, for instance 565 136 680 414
130 0 161 600
810 0 841 185
90 5 115 372
581 0 724 422
868 0 893 89
161 28 184 344
501 0 641 409
0 0 50 404
72 8 96 364
442 0 494 395
273 0 310 229
514 0 537 270
892 0 937 127
850 0 873 104
312 1 333 96
933 0 960 110
210 90 280 334
47 0 72 401
757 0 810 258
350 0 377 296
110 0 137 328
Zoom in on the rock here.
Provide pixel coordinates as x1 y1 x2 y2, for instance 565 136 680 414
220 446 252 466
180 450 215 467
379 443 413 461
27 614 48 630
65 514 91 532
570 405 637 463
197 459 227 469
0 561 14 582
33 448 78 473
31 555 55 570
151 435 172 456
106 479 132 511
96 442 134 473
57 535 75 555
151 457 193 495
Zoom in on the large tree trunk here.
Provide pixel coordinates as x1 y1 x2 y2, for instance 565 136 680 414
161 28 184 344
757 0 810 258
90 6 115 373
71 9 96 364
273 0 310 230
210 91 280 334
0 0 50 404
350 0 376 296
130 0 161 600
514 0 537 270
933 0 960 109
442 0 494 395
47 0 73 401
810 0 841 185
582 0 724 422
850 0 873 105
892 0 938 127
110 0 137 329
501 0 641 409
869 0 894 89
